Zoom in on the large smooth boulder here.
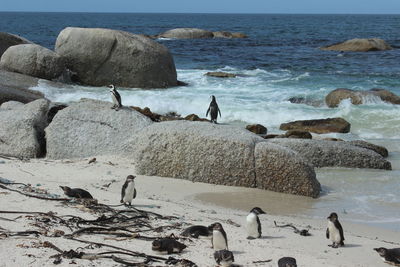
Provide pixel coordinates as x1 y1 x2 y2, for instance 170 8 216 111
320 38 392 52
125 121 320 197
255 142 320 198
0 99 49 158
0 44 65 80
158 28 214 39
55 27 177 88
280 117 350 134
325 88 400 107
0 32 32 58
45 99 153 159
268 139 392 170
0 70 45 105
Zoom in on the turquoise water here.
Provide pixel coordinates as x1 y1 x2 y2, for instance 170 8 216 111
1 12 399 230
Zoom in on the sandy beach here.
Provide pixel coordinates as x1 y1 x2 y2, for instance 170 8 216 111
0 155 399 267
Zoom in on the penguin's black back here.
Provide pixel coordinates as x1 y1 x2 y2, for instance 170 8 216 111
278 257 297 267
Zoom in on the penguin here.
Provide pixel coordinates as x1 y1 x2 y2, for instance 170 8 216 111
374 247 400 265
120 175 136 206
151 238 187 254
278 257 297 267
246 207 266 239
181 225 212 238
108 84 122 110
211 222 228 250
59 186 93 199
326 212 345 248
214 249 234 267
206 95 221 123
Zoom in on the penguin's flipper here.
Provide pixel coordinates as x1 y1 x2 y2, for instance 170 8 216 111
206 106 210 117
218 107 221 117
326 228 329 239
133 188 137 199
257 215 262 237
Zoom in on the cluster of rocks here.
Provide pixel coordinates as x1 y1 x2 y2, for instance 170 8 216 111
155 28 247 39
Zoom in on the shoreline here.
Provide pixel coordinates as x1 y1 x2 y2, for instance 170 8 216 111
1 156 399 266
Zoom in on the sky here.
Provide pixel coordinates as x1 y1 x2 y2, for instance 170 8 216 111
1 0 400 14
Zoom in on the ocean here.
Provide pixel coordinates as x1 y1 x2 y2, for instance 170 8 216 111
1 12 399 231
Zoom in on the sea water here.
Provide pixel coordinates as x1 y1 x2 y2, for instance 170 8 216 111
1 12 399 230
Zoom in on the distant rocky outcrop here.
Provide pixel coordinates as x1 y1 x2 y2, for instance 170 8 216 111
0 44 65 80
45 99 153 159
158 28 214 39
320 38 392 52
125 121 320 197
0 32 32 58
325 88 400 107
280 117 350 134
55 27 178 88
268 139 391 170
157 28 247 39
0 70 45 105
0 99 49 158
205 71 237 78
246 124 267 135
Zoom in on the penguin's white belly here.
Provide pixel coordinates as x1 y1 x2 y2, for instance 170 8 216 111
328 221 341 243
123 182 135 203
246 213 260 238
213 231 227 250
111 93 119 106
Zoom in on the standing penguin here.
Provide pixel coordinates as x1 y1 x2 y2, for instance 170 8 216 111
246 207 266 239
108 84 122 110
120 175 136 206
206 95 221 123
326 212 345 248
211 223 228 250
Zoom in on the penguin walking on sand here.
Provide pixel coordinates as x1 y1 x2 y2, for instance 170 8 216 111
108 84 122 110
206 95 221 123
246 207 266 239
374 247 400 265
211 222 228 250
278 257 297 267
60 186 93 199
121 175 136 206
214 249 234 267
326 212 345 248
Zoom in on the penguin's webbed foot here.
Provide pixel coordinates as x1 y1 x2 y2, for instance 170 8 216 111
247 236 256 240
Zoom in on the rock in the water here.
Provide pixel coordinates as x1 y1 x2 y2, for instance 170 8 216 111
45 99 153 159
320 38 392 52
212 31 247 38
284 130 312 139
0 44 65 80
125 121 320 197
325 88 400 107
205 71 237 78
0 99 49 158
268 139 392 170
246 124 267 135
255 142 320 198
55 27 177 88
158 28 214 39
348 140 389 158
280 117 350 134
0 32 32 58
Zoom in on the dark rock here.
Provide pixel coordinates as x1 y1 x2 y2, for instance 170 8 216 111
322 137 343 141
55 27 177 88
212 31 247 38
47 103 68 123
348 140 389 158
0 44 65 80
0 32 32 58
263 134 281 139
177 80 189 86
205 71 237 78
280 117 351 134
320 38 392 52
184 114 209 122
284 130 312 139
246 124 267 135
370 88 400 105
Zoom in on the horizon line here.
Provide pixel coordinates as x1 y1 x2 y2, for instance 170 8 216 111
0 11 399 15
